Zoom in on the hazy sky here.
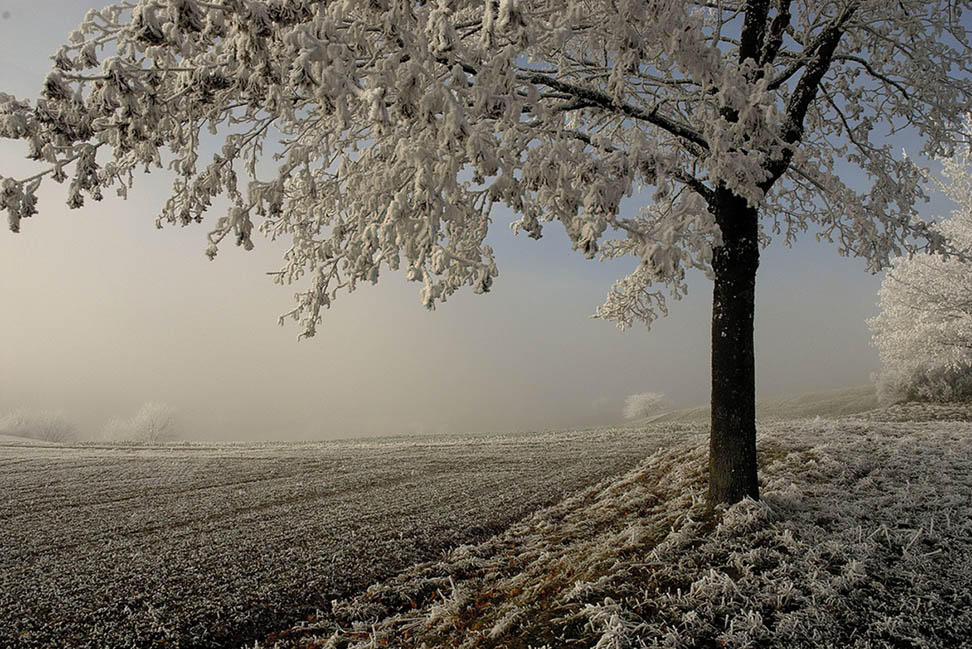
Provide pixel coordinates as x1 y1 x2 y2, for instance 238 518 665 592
0 2 947 440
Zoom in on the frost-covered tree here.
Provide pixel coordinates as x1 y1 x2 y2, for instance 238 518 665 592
101 402 180 442
2 1 971 506
623 392 671 420
871 134 972 404
0 409 79 443
131 401 180 442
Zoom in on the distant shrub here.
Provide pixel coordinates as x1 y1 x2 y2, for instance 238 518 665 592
0 410 79 443
100 402 180 443
875 366 972 406
622 392 671 420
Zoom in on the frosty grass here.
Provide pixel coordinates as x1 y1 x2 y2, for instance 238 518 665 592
256 407 972 649
0 429 666 648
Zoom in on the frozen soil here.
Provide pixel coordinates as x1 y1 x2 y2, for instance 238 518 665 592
0 429 671 649
258 411 972 649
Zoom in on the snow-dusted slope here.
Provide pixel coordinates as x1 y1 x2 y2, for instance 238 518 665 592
653 384 880 425
261 415 972 648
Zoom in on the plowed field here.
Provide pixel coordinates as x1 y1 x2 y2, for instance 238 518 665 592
0 428 671 648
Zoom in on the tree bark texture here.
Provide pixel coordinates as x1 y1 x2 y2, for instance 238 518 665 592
708 189 760 507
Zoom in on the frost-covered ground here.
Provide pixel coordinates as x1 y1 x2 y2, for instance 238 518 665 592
258 405 972 649
0 429 670 649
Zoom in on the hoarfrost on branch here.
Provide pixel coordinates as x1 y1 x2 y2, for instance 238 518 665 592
1 0 970 337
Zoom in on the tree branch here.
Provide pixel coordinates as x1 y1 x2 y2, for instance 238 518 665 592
740 0 772 65
833 54 912 101
516 71 710 151
763 4 858 188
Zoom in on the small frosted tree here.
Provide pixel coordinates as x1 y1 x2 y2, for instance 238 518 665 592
131 402 179 442
871 133 972 404
101 402 180 442
2 1 972 507
623 392 671 420
0 410 79 443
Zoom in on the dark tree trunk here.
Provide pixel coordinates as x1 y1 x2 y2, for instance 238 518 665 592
708 189 760 508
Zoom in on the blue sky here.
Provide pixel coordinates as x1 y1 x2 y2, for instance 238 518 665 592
0 1 931 440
